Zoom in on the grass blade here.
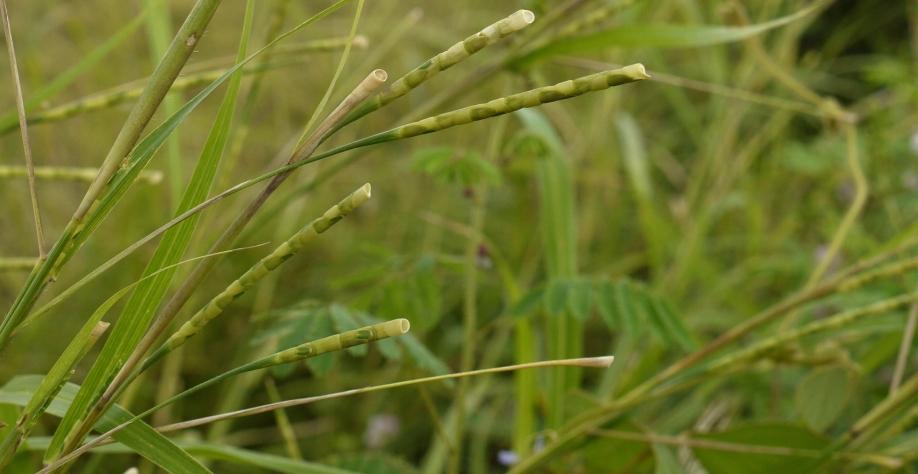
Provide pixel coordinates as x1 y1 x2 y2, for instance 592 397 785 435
0 321 108 469
0 377 210 473
44 2 256 462
512 1 828 66
43 319 412 471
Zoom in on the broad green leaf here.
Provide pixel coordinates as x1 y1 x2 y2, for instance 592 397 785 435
187 444 357 474
511 287 545 319
411 147 501 187
0 376 209 473
293 307 336 378
545 279 570 315
694 423 828 474
398 333 452 380
512 2 826 66
794 366 851 432
613 280 641 335
47 3 257 459
325 452 418 474
596 280 620 329
643 289 697 351
567 278 594 321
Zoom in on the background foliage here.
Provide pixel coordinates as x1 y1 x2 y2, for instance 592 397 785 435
1 0 917 472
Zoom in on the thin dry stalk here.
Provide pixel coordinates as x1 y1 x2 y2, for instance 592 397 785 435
0 0 44 258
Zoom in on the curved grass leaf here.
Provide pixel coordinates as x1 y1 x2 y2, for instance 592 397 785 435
512 1 827 66
0 376 209 473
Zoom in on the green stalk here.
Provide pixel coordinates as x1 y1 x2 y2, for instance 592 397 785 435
40 319 411 473
143 0 183 205
0 322 109 469
263 378 302 460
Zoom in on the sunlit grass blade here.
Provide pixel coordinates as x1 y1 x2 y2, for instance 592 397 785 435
0 377 210 473
45 2 256 462
0 321 108 469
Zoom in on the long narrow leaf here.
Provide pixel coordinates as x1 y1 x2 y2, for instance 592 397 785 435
0 376 210 474
512 1 826 66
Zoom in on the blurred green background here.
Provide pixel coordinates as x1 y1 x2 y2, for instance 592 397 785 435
1 0 917 472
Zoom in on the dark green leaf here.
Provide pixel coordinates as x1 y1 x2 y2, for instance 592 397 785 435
694 423 829 474
794 366 851 432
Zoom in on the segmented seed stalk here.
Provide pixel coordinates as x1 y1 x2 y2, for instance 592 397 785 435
43 319 411 472
336 64 648 148
254 318 410 368
149 183 371 361
88 71 387 420
382 9 533 105
338 9 535 128
0 165 162 184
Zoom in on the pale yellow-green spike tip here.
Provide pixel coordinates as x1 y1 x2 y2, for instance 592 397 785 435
353 182 372 206
381 318 411 337
563 356 615 368
626 63 651 80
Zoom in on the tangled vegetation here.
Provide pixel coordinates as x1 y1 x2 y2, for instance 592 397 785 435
1 0 917 472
